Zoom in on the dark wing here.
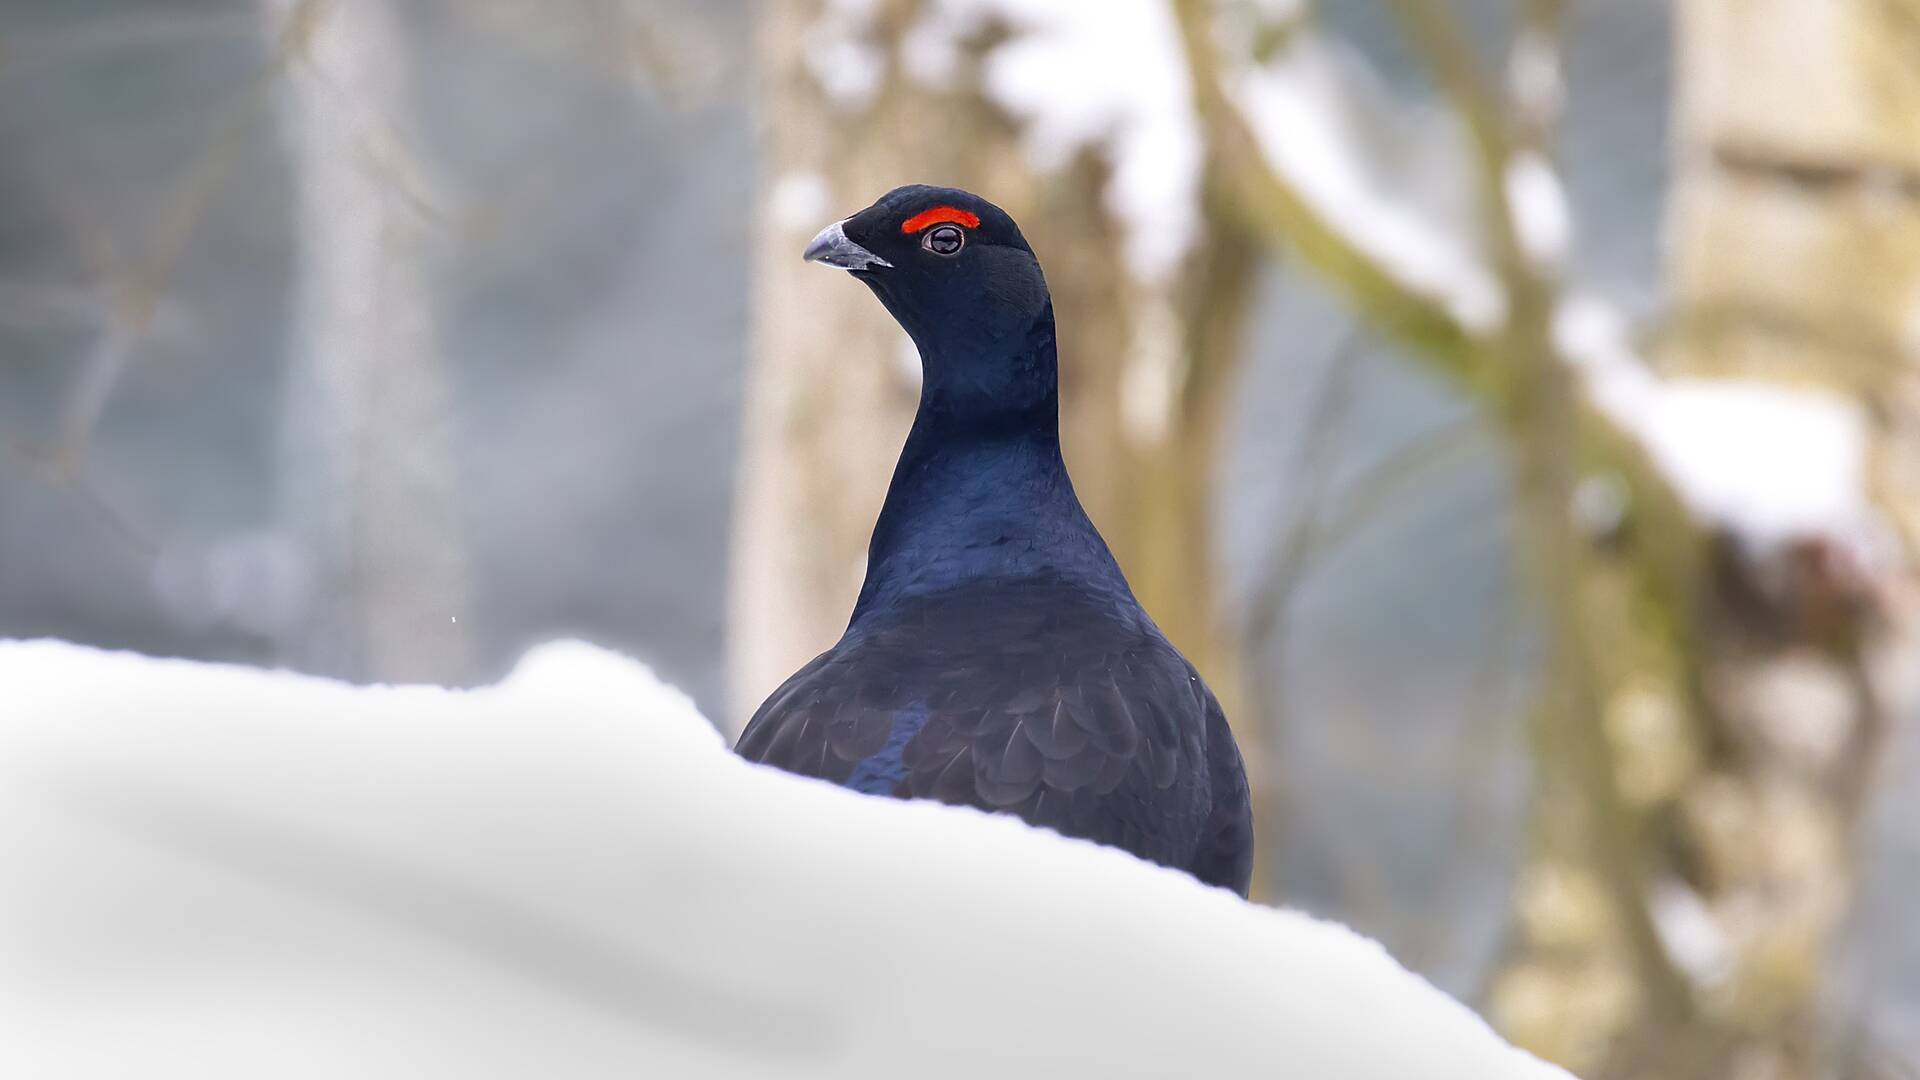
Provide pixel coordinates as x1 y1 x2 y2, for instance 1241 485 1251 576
1191 687 1254 896
737 581 1219 874
893 636 1211 869
734 650 904 787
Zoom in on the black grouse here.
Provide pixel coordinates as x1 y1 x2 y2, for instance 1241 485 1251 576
736 186 1253 897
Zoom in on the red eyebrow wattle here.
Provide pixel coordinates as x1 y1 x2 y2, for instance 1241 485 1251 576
901 206 981 234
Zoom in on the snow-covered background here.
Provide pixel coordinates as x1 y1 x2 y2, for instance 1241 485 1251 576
1 639 1570 1079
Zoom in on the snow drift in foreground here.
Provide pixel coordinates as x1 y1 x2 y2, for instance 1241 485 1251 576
0 640 1572 1080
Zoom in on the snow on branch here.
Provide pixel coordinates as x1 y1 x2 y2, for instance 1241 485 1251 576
1555 296 1885 560
1224 31 1505 333
1 639 1572 1079
1211 21 1878 560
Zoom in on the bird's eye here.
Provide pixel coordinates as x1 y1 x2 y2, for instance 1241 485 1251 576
922 224 965 256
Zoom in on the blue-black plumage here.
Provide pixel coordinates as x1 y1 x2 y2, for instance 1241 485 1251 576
737 186 1253 897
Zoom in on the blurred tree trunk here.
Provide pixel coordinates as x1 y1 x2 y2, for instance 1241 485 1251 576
270 0 472 684
731 1 1254 740
1491 4 1920 1076
1657 0 1919 1067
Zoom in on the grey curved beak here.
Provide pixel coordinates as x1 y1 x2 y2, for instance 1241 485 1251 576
803 220 892 270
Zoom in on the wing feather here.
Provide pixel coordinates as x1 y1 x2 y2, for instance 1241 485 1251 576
735 576 1244 886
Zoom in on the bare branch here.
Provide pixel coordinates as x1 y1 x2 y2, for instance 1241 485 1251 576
1302 415 1485 564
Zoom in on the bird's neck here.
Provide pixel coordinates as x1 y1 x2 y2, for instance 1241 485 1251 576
851 308 1124 621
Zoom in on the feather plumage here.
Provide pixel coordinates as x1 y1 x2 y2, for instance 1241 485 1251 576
736 186 1253 896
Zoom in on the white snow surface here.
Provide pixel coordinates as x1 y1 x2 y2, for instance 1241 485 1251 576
0 639 1575 1080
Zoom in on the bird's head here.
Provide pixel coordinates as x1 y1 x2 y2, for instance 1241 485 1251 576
804 186 1052 387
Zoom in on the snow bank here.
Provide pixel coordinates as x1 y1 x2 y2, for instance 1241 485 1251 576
0 639 1573 1080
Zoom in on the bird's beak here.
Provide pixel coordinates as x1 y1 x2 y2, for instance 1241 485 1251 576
803 219 892 271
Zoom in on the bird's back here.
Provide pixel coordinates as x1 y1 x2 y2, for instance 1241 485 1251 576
737 573 1252 894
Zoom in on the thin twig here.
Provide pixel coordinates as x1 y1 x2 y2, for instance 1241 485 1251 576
1300 415 1485 565
1399 580 1528 974
1241 321 1365 899
50 321 138 470
4 433 161 559
1243 323 1367 650
6 0 334 558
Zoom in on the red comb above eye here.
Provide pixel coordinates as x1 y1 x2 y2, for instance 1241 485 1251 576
901 206 981 234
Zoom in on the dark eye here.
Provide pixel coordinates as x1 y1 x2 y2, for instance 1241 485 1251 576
922 224 965 256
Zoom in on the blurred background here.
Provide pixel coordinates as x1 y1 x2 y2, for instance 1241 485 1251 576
1 1 1915 1077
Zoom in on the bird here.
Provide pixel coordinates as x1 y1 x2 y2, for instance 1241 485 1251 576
735 185 1253 897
